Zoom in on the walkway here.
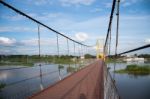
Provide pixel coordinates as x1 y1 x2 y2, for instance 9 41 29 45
29 60 104 99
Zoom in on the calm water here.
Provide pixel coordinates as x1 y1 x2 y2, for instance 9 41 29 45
108 63 150 99
0 62 150 99
0 64 71 99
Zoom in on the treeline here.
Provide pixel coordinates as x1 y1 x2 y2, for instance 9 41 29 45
0 54 95 60
108 54 150 58
138 54 150 58
0 54 95 65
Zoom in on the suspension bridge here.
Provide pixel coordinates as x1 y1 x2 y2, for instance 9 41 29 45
0 0 150 99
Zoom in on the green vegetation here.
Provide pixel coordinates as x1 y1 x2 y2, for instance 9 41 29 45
106 54 150 63
84 54 96 59
138 54 150 61
138 54 150 58
54 56 75 64
105 55 126 63
0 54 95 67
0 83 5 99
0 83 6 91
106 58 125 63
115 64 150 75
0 62 34 66
0 55 76 66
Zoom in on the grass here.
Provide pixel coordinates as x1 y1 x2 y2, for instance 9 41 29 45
115 64 150 75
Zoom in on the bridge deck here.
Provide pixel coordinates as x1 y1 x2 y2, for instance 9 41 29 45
29 60 104 99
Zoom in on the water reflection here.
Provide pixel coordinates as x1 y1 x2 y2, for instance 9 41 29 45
0 64 69 99
58 65 65 80
0 59 93 99
1 62 149 99
107 63 150 99
0 71 8 81
127 73 150 79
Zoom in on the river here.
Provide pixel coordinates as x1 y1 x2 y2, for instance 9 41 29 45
0 62 150 99
0 64 71 99
107 63 150 99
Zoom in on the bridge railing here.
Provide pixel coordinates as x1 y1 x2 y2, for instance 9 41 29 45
103 0 121 98
104 64 120 99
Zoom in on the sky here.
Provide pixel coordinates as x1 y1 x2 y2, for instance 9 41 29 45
0 0 150 55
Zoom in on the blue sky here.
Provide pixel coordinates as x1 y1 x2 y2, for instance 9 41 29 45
0 0 150 55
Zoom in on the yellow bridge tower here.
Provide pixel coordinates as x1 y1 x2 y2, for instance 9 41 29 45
96 39 105 60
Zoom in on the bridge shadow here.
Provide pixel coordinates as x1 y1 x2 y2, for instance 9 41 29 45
80 93 87 99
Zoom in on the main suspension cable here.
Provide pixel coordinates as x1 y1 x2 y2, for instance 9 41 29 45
104 0 117 51
0 0 91 47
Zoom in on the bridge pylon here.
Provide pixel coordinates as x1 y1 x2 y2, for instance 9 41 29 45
96 39 105 60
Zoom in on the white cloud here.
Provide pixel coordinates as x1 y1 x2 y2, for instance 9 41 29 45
0 37 58 55
121 0 141 7
122 2 131 7
75 32 89 41
0 37 16 46
28 0 53 6
59 0 95 6
121 0 126 3
104 0 140 8
3 14 25 21
34 0 47 5
0 36 56 47
2 12 64 22
145 39 150 44
1 12 149 54
20 38 56 46
28 13 64 21
104 2 112 8
20 39 38 46
90 8 102 13
0 26 36 33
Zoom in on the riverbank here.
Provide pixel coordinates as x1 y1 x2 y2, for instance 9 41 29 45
0 59 80 67
0 62 34 66
115 64 150 75
106 58 126 63
0 55 82 66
